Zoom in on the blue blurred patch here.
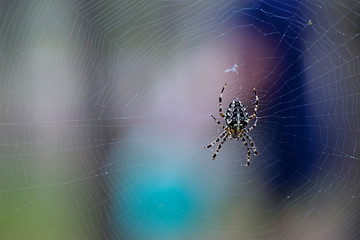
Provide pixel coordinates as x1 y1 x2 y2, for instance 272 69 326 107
138 185 193 229
110 143 205 239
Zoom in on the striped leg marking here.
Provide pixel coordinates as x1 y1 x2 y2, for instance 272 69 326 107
249 86 258 120
211 114 226 130
212 132 229 160
246 116 258 132
240 134 251 166
204 130 227 149
243 131 258 156
219 84 227 119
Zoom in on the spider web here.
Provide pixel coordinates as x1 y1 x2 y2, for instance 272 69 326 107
0 0 360 239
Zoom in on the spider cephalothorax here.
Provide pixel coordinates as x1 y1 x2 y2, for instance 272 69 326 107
204 84 258 166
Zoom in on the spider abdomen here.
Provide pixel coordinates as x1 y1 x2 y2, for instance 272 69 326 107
225 100 249 138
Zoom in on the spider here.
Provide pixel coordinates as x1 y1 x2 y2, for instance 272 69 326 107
204 83 259 166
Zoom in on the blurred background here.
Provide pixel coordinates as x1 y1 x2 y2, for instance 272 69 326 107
1 0 360 239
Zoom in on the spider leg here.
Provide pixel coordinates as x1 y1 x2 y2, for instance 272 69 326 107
249 86 258 120
239 133 251 166
245 116 258 132
219 83 227 119
204 130 227 149
242 131 258 156
212 132 229 160
211 114 226 130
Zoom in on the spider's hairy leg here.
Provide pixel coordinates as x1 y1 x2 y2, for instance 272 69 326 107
243 131 258 156
219 83 227 119
249 86 259 120
212 132 229 160
246 116 258 132
204 130 227 149
239 133 251 166
211 114 226 130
